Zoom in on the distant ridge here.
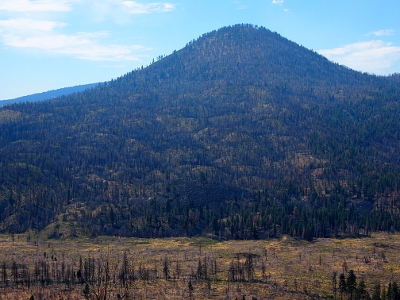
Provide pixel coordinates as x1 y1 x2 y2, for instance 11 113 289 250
0 82 99 107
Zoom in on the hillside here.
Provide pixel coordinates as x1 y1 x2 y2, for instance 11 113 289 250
0 24 400 239
0 83 99 107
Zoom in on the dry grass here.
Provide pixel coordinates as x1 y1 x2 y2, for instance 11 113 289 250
0 233 400 299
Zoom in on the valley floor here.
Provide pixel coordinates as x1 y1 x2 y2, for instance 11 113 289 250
0 233 399 299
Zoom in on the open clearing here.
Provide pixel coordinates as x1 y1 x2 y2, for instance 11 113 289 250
0 233 399 299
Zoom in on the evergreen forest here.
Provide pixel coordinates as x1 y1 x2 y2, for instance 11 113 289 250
1 24 400 242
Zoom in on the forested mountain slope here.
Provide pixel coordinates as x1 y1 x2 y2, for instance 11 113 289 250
1 24 400 239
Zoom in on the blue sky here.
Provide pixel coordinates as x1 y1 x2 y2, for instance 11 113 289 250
1 0 400 100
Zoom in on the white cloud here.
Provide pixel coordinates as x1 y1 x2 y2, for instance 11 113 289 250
0 1 162 61
0 0 73 12
371 29 395 37
0 17 149 61
3 32 148 61
232 1 247 10
236 5 248 10
272 0 284 4
124 1 175 14
318 40 400 74
90 1 176 24
109 0 175 14
0 18 67 32
0 30 149 61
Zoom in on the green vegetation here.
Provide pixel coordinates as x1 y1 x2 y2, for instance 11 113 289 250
0 24 400 243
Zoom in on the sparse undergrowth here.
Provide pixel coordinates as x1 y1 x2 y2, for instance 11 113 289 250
0 233 400 299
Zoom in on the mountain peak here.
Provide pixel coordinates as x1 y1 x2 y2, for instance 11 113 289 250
115 24 378 97
1 25 400 239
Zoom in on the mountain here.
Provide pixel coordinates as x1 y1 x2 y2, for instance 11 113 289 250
1 24 400 240
0 83 99 107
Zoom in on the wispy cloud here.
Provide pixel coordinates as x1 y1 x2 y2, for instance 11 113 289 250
272 0 284 4
370 29 395 37
318 40 400 74
90 1 176 24
119 1 175 14
0 22 149 61
236 5 248 10
0 1 170 61
0 18 67 32
0 0 73 12
232 1 247 10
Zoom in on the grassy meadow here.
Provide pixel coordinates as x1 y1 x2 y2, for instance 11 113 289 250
0 232 399 299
